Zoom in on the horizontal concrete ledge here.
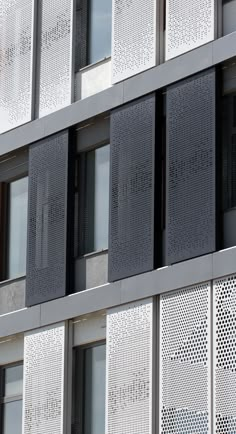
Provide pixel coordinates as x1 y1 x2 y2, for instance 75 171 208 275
0 246 236 338
1 32 236 155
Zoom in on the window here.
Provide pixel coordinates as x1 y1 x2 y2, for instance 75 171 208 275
7 177 28 279
0 364 23 434
222 63 236 248
75 0 112 71
88 0 112 65
223 0 236 36
72 343 106 434
78 144 110 256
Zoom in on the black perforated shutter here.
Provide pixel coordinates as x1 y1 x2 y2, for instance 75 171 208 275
166 68 217 264
108 94 156 282
26 130 74 306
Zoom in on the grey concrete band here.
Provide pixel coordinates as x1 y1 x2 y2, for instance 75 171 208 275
0 245 236 338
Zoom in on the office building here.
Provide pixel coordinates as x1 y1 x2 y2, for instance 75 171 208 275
0 0 236 432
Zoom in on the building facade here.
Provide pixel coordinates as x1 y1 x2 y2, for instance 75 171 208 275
0 0 236 433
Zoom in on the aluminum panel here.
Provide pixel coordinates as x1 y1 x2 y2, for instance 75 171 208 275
23 323 66 434
26 130 73 306
0 0 34 134
37 0 73 118
112 0 157 84
109 95 155 282
166 0 215 60
106 299 153 434
213 274 236 433
166 69 216 264
160 284 211 433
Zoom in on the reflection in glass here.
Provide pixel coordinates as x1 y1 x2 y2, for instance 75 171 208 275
3 400 22 434
84 345 106 434
223 0 236 35
8 177 28 279
88 0 112 64
85 145 110 254
5 365 23 397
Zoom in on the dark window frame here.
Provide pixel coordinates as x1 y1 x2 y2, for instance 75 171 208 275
0 361 23 434
6 175 28 281
72 340 106 434
0 150 28 282
75 0 112 72
75 141 110 258
222 92 236 211
75 0 88 72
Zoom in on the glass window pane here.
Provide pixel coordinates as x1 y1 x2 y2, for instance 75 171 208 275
84 344 106 434
88 0 112 64
85 145 110 254
3 400 22 434
94 145 110 251
223 0 236 35
8 177 28 279
5 365 23 397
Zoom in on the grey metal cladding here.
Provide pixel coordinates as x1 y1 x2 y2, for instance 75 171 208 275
108 94 155 282
166 68 216 265
26 130 71 306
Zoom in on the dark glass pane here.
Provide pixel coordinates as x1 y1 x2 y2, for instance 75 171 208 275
3 400 22 434
88 0 112 64
8 177 28 279
84 345 106 434
5 365 23 397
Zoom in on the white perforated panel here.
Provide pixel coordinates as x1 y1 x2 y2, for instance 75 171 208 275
165 0 215 60
23 323 66 434
37 0 73 118
111 0 157 84
214 274 236 433
0 0 34 134
160 284 211 433
106 299 153 434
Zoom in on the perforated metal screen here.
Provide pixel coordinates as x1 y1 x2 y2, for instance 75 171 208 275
26 130 72 306
165 0 215 60
23 323 66 434
160 284 211 434
213 274 236 433
109 95 155 282
111 0 157 84
106 299 153 434
166 69 216 265
36 0 73 118
0 0 34 134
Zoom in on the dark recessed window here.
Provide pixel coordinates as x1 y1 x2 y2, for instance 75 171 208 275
88 0 112 65
1 363 23 434
7 177 28 279
75 0 111 71
72 343 106 434
77 144 110 256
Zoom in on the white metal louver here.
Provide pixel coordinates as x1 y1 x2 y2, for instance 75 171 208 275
160 284 211 433
23 323 66 434
106 298 153 434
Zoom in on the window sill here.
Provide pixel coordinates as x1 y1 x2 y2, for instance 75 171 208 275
224 206 236 213
0 275 26 288
79 56 111 72
77 249 108 260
